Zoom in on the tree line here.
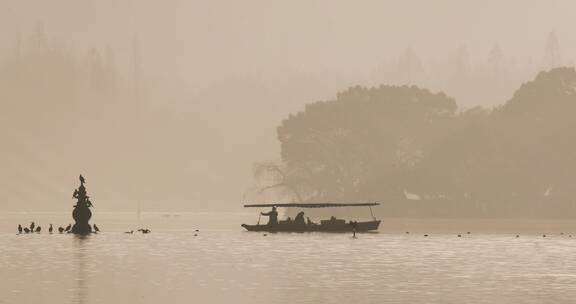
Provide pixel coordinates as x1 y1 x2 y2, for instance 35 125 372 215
255 67 576 218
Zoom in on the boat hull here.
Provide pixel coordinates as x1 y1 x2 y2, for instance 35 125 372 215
241 220 380 232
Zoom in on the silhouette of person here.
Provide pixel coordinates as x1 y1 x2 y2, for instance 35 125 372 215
295 211 305 224
261 206 278 225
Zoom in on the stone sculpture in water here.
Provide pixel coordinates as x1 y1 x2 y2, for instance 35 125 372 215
71 174 94 234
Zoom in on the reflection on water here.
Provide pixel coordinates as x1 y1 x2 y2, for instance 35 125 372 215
2 213 576 304
73 235 90 304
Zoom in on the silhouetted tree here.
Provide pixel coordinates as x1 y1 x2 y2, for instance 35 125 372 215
266 67 576 218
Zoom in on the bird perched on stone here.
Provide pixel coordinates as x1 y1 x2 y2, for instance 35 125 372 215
58 227 64 233
65 224 72 232
18 224 22 234
49 224 53 233
35 226 41 233
24 228 30 233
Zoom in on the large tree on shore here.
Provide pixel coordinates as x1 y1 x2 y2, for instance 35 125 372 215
276 85 457 203
261 67 576 217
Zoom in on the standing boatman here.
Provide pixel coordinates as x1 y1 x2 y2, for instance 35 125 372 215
261 206 279 225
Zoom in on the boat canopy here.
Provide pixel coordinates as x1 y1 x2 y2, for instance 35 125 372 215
243 203 379 208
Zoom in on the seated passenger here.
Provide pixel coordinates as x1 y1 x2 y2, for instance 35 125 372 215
294 211 305 224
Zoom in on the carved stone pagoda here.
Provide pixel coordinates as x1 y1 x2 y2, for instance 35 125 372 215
71 175 94 234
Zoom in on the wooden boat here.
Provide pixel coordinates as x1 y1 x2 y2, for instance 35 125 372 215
241 203 381 232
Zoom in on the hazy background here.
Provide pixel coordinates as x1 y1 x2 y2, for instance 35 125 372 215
1 0 575 212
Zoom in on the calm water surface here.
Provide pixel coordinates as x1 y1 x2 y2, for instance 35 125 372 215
1 212 576 304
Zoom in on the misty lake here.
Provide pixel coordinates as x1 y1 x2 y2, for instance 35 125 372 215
2 212 576 304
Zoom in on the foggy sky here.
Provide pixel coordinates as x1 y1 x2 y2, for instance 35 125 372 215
2 0 575 85
1 0 575 211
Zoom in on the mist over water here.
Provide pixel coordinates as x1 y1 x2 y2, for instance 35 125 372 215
2 1 576 212
4 2 576 303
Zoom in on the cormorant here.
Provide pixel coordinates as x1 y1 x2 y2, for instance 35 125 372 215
79 174 85 184
65 224 71 232
24 228 30 233
49 224 53 233
93 224 100 232
30 222 35 232
58 227 64 233
35 226 41 233
18 224 22 234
